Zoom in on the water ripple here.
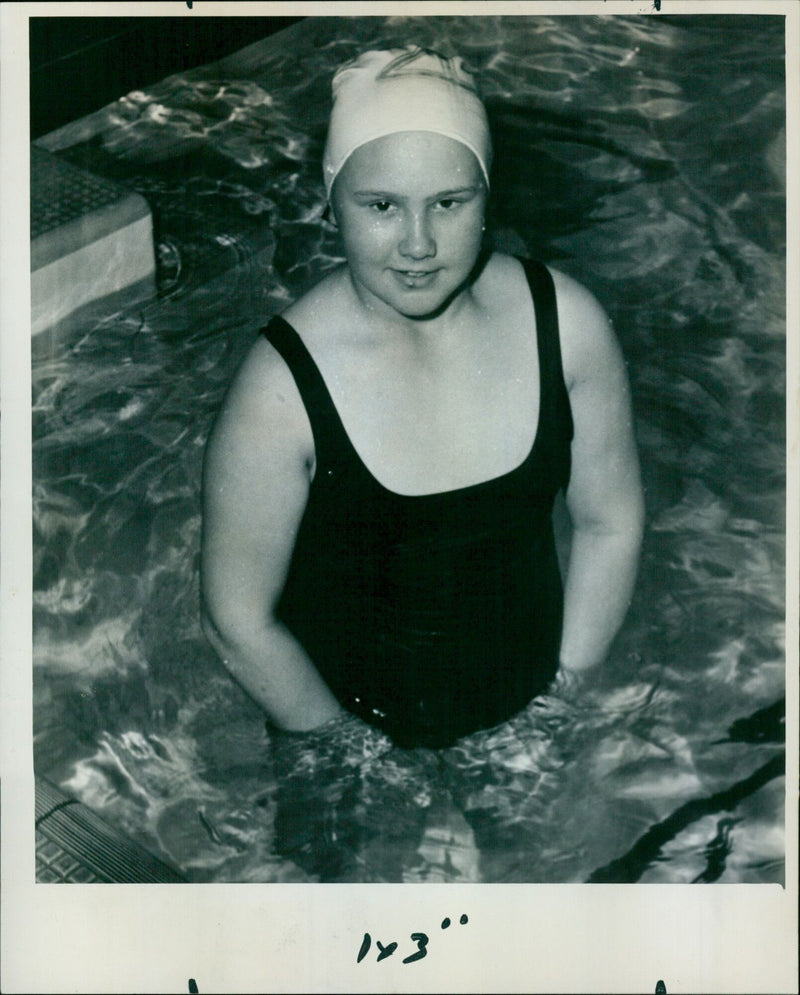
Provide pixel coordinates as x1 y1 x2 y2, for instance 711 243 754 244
33 13 786 883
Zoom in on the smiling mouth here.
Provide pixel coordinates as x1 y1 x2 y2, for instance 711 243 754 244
394 268 439 283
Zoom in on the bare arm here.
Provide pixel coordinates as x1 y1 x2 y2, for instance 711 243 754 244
553 270 645 677
200 335 343 731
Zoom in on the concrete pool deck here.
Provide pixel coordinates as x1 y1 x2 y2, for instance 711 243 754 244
30 144 156 337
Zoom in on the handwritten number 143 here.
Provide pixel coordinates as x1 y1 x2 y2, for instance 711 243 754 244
357 914 469 965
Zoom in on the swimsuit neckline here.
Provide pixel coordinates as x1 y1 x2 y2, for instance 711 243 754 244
277 266 544 501
327 402 542 502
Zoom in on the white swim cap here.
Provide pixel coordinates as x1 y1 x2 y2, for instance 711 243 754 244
323 47 493 199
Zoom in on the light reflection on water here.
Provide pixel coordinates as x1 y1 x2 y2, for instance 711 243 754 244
33 14 785 883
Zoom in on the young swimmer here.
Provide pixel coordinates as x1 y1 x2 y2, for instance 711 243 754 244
201 48 645 879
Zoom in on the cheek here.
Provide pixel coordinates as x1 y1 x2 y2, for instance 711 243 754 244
341 220 395 259
448 212 485 255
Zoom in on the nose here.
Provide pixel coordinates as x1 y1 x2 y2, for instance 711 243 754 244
399 210 436 260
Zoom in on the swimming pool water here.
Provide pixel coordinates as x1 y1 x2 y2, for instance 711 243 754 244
32 14 786 883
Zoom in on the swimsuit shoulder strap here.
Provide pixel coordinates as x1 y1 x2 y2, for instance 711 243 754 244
260 315 352 473
519 258 574 447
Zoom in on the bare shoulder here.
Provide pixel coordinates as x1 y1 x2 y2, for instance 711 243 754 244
205 331 313 477
476 256 622 388
547 266 624 389
549 266 608 324
482 251 525 280
475 251 528 296
280 265 348 344
472 251 532 321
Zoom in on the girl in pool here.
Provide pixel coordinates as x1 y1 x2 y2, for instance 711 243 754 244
201 48 644 880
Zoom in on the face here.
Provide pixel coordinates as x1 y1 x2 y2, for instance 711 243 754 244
330 131 487 321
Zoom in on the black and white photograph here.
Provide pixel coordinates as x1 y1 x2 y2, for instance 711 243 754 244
2 2 797 992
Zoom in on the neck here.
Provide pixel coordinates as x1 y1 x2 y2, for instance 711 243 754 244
346 248 493 341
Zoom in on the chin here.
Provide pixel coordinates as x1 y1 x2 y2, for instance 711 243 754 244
389 293 454 320
383 273 471 319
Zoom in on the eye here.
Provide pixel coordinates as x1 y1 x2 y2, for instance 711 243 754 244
369 200 395 213
436 198 463 211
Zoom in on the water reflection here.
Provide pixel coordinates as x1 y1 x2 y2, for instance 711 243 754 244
33 14 785 883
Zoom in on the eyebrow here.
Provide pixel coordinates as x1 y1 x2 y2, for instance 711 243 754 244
351 186 480 200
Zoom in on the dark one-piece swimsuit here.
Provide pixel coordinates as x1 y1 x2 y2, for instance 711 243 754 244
261 258 573 749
